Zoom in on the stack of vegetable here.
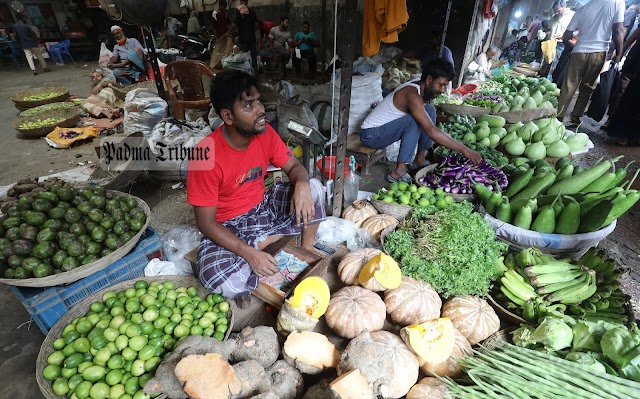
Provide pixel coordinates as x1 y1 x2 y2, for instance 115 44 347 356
437 114 477 141
500 117 590 158
494 247 630 325
18 117 66 130
476 80 504 97
417 154 508 195
492 75 560 112
434 141 509 167
372 182 456 209
443 115 508 148
439 343 640 398
463 94 504 109
512 315 640 382
384 202 508 297
478 156 640 233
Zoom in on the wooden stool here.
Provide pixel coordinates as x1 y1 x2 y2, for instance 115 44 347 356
344 134 386 176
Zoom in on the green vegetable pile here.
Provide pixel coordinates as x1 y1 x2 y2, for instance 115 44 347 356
491 75 559 113
372 182 456 210
19 117 66 129
437 114 509 166
0 185 146 279
463 97 500 109
476 80 504 97
20 101 77 117
384 201 507 297
41 279 232 397
23 92 65 101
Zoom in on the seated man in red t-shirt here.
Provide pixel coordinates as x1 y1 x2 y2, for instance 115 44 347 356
187 69 326 301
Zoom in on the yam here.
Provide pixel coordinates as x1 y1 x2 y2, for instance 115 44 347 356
337 331 393 397
232 326 280 369
175 353 243 399
250 393 281 399
232 360 271 398
406 377 452 399
283 331 340 375
267 360 305 399
301 383 341 399
330 369 374 399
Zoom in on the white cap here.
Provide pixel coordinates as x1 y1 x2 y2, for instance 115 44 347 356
110 25 122 33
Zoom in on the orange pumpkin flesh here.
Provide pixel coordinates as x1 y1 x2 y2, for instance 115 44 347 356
400 318 456 364
357 253 402 291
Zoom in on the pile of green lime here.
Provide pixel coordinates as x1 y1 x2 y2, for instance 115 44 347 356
23 92 64 101
372 181 455 209
41 280 231 399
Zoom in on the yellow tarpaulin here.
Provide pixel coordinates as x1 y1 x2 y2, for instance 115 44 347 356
45 126 99 149
541 40 557 64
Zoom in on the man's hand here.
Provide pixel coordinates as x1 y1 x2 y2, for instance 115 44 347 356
290 182 314 225
91 85 100 95
246 249 279 277
612 53 622 63
463 148 483 165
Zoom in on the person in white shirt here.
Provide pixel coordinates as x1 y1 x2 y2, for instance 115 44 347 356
550 0 575 40
466 45 506 83
556 0 625 125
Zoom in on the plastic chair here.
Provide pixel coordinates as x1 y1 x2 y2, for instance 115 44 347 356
164 60 215 120
49 39 74 64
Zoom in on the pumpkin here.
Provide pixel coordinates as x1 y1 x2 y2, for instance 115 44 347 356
357 252 402 291
441 295 500 345
406 378 452 399
384 277 442 325
276 300 319 336
288 276 330 319
400 318 456 364
418 328 471 378
337 248 382 286
361 214 398 241
342 200 378 227
369 331 420 398
325 286 386 339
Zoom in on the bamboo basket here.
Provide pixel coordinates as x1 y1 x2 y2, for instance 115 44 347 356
12 87 70 110
512 66 539 77
110 81 158 100
482 327 516 350
439 103 491 118
0 191 150 287
371 200 412 221
36 275 235 399
495 107 555 123
14 108 81 138
414 164 477 202
19 102 78 117
487 295 528 325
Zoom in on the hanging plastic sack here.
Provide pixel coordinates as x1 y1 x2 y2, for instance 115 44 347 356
221 50 253 75
123 89 168 138
98 42 113 67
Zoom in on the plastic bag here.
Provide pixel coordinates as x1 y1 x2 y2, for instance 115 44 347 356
144 258 193 276
222 50 253 75
276 95 319 139
161 225 203 275
315 217 380 250
98 42 112 67
123 89 168 138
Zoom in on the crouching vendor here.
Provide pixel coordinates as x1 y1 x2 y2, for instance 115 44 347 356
187 70 326 303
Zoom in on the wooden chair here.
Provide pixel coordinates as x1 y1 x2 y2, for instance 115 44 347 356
164 60 215 120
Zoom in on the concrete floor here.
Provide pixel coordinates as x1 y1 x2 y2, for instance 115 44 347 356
0 64 639 399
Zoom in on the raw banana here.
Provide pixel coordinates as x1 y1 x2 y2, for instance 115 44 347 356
536 273 588 294
530 269 585 286
501 275 536 301
500 285 526 306
548 271 597 304
524 262 581 276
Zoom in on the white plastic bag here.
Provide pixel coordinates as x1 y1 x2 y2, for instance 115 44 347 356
144 258 192 276
221 50 253 75
162 226 203 275
316 217 381 250
123 89 168 138
99 42 112 67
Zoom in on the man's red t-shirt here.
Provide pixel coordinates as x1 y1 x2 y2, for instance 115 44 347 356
261 21 275 36
186 124 292 223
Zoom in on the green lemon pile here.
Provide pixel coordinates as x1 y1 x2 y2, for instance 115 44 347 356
372 181 455 209
19 117 65 129
41 280 231 399
23 92 65 101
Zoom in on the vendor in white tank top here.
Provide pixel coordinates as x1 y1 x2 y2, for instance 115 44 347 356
360 59 482 183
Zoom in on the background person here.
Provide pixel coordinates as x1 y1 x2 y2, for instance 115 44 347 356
468 45 506 82
212 0 231 40
234 0 259 75
12 14 49 76
188 11 202 36
292 21 318 77
259 16 292 65
107 25 146 85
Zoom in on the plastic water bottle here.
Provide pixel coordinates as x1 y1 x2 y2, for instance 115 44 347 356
343 156 360 207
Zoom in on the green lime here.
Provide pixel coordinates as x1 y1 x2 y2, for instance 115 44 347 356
102 291 117 302
159 306 173 318
125 324 142 338
153 316 170 329
128 335 148 352
53 338 66 351
42 364 62 381
142 308 159 322
197 301 210 312
186 287 198 297
137 345 156 361
74 380 93 399
64 353 84 369
124 376 139 395
109 384 126 399
190 325 204 336
203 327 214 337
72 337 91 353
63 330 81 344
173 324 190 338
90 302 106 313
163 322 177 335
140 294 156 308
125 299 141 313
89 381 110 399
134 280 149 290
122 347 137 361
52 377 69 396
81 365 107 382
131 359 146 377
175 296 190 309
105 369 123 386
215 324 228 334
68 373 84 391
91 335 108 350
130 313 144 325
180 319 193 328
124 288 137 299
62 344 77 357
77 361 93 374
217 301 230 313
198 317 213 329
87 313 101 326
213 331 225 341
115 335 129 350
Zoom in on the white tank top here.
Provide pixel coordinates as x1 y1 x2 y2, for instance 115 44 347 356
361 80 421 129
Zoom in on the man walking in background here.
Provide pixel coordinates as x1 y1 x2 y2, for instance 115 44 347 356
12 14 49 75
234 0 259 75
556 0 625 127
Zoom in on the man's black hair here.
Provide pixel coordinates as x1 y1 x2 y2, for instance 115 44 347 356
220 0 228 6
16 13 26 22
303 20 310 26
518 36 529 44
210 69 258 115
280 16 289 23
421 58 455 82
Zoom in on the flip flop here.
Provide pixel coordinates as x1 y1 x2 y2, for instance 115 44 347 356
407 162 431 174
386 173 413 183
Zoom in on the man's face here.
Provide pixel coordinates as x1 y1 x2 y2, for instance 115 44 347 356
91 73 102 84
281 19 289 30
489 49 497 58
112 29 123 41
554 6 564 15
229 86 266 137
423 77 449 100
302 24 310 34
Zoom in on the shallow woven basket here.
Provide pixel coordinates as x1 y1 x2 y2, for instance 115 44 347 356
495 107 555 123
19 102 78 118
14 108 81 138
12 87 70 110
439 103 492 118
0 191 150 287
512 66 539 77
371 200 412 221
150 191 197 235
487 295 528 325
379 223 398 251
414 164 477 202
36 275 235 399
110 81 158 100
482 327 516 350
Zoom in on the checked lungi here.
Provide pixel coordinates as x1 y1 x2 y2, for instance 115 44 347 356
196 178 326 298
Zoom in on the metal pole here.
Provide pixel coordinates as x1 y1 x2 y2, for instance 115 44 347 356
321 0 327 75
331 0 357 217
141 26 167 100
440 0 453 58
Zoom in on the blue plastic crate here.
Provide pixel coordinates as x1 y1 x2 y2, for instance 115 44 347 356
9 227 164 334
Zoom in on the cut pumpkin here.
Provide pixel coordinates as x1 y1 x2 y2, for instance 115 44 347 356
357 253 402 291
400 318 456 364
288 276 330 319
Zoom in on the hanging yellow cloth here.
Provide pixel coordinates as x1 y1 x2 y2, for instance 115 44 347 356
541 39 557 64
362 0 409 57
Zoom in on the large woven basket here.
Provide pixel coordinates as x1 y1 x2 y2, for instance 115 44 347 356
371 200 412 221
512 66 539 77
19 102 78 118
495 107 555 123
414 164 477 202
487 295 528 325
12 87 70 110
482 327 516 350
110 81 158 100
14 108 81 138
36 275 235 399
0 191 150 287
439 103 491 118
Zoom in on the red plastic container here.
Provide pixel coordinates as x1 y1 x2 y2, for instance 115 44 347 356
457 83 478 95
317 156 358 179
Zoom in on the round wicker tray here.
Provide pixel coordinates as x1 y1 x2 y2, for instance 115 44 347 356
371 199 412 221
12 87 70 110
482 327 516 350
487 295 528 325
512 66 539 77
19 102 78 118
110 81 158 100
36 275 235 399
439 103 492 118
495 108 555 124
0 191 150 287
414 164 477 202
14 108 81 138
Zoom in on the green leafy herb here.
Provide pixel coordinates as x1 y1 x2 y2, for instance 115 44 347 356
384 202 507 297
